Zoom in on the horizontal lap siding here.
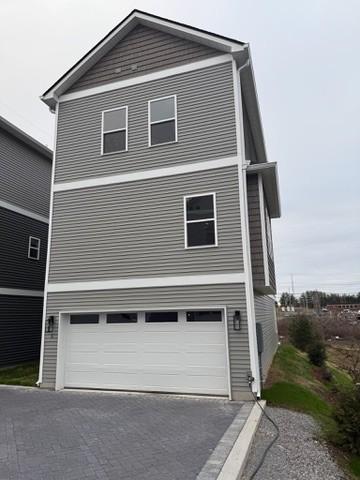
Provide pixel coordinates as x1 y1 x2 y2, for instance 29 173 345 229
247 175 265 287
0 129 51 217
254 294 278 380
0 207 48 290
56 62 237 182
0 295 43 366
68 24 221 93
49 166 243 282
43 283 251 395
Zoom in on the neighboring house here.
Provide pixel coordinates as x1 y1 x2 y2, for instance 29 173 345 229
0 116 52 366
38 10 281 400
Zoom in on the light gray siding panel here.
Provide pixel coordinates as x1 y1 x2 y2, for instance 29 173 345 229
0 129 51 217
254 294 278 380
247 174 265 287
242 96 258 163
42 283 251 396
56 62 237 182
68 24 222 93
48 166 243 282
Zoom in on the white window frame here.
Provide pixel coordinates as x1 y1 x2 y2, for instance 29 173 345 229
183 192 218 249
148 95 177 147
28 236 41 260
101 106 128 155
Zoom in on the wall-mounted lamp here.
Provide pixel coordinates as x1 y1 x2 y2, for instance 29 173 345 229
233 310 241 331
46 316 55 333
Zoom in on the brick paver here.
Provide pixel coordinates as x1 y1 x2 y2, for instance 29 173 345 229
0 387 243 480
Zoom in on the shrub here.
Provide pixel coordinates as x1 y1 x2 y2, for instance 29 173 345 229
333 386 360 455
308 340 327 367
288 315 316 351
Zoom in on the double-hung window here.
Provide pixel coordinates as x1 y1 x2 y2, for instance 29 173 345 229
102 106 128 154
149 95 177 146
28 236 40 260
184 193 218 248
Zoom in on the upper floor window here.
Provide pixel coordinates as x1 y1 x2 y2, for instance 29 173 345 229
28 236 40 260
184 193 218 249
149 95 177 146
102 106 128 154
265 205 274 259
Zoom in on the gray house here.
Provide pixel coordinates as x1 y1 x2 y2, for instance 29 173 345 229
0 116 52 366
38 10 280 400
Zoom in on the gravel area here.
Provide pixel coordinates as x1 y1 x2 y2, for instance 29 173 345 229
242 407 348 480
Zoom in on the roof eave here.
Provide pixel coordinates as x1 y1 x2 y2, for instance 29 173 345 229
247 162 281 218
41 9 247 108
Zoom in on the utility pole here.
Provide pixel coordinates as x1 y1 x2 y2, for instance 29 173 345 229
291 274 295 311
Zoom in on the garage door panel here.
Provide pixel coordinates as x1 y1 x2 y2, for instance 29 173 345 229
64 310 228 396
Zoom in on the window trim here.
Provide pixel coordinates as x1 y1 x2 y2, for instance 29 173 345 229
28 236 41 260
148 95 177 147
101 106 128 155
183 192 218 249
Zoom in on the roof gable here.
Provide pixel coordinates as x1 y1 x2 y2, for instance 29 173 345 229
67 24 221 94
41 10 247 110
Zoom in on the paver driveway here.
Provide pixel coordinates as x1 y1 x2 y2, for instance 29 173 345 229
0 387 243 480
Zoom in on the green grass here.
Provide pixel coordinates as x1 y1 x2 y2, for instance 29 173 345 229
0 362 38 386
264 343 360 478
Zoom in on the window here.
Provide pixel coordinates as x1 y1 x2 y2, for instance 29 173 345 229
265 205 274 259
107 313 137 323
186 311 222 322
149 96 177 146
70 314 99 324
184 193 217 248
102 107 128 154
145 312 178 323
28 236 40 260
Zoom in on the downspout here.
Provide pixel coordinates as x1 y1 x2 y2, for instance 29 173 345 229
36 102 59 386
232 55 261 398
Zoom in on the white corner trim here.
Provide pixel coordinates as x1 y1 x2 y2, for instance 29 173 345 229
233 60 261 397
47 272 246 293
258 174 270 286
59 54 233 104
0 287 44 297
53 156 238 192
37 103 59 386
0 200 49 224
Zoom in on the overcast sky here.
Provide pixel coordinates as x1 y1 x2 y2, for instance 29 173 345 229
1 0 359 296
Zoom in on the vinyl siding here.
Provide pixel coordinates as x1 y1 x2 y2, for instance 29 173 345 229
254 294 278 380
0 207 48 290
0 295 43 366
247 175 265 287
48 166 243 282
242 96 258 163
42 283 252 397
68 24 222 93
56 62 237 182
0 128 51 217
265 201 277 292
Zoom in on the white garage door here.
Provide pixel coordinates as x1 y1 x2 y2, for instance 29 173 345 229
63 310 229 396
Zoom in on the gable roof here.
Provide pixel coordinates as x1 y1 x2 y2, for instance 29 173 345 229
0 116 52 161
41 9 248 110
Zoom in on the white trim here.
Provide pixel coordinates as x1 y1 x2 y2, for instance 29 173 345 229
53 156 238 192
37 103 59 386
47 272 245 293
56 305 231 398
183 192 218 249
101 105 128 155
0 287 44 297
0 200 49 224
58 55 233 104
27 236 41 260
148 95 177 147
258 174 270 286
233 60 261 396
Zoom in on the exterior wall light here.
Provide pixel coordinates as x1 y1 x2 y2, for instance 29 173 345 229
46 316 55 333
233 310 241 331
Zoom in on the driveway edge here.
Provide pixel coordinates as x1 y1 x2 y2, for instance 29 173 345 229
217 400 265 480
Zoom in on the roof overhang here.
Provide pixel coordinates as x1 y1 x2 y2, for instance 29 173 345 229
41 10 248 111
247 162 281 218
0 116 52 161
